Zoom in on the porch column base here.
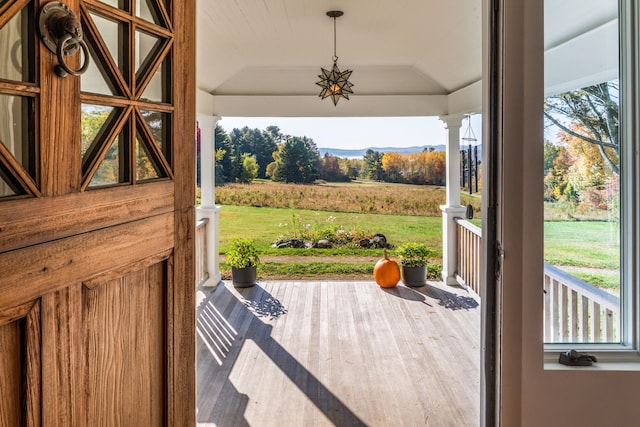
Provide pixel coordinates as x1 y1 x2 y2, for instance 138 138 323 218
440 205 467 286
197 205 222 288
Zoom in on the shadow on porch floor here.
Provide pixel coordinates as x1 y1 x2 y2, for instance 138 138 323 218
196 280 480 427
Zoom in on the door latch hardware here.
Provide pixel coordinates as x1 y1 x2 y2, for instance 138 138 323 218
38 1 90 77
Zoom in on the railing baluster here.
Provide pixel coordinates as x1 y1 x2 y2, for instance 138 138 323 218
544 276 551 342
592 302 601 342
581 295 589 342
561 284 569 341
468 229 472 292
195 218 209 287
551 279 559 342
605 309 614 341
477 231 481 295
464 229 469 280
460 229 465 280
570 290 579 341
471 233 475 293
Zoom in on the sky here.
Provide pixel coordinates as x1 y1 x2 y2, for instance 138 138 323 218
217 115 483 150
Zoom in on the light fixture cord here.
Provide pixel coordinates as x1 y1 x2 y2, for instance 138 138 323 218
333 17 338 63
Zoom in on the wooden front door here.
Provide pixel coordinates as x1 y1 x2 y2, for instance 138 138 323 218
0 0 195 425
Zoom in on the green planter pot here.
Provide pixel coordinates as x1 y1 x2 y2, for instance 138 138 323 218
401 265 427 287
231 265 257 288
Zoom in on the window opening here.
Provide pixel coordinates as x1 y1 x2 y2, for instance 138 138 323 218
543 0 621 344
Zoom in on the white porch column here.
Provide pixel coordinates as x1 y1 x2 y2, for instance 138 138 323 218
439 114 466 286
197 114 222 288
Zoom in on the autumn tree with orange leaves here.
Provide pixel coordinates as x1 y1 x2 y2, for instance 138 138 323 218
544 81 619 175
380 150 446 185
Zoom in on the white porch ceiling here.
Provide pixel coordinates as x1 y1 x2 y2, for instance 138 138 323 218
196 0 481 117
195 0 618 117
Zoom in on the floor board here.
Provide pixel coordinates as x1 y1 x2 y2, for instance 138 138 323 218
197 280 480 427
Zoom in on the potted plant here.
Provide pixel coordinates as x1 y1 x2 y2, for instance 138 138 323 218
226 237 260 288
396 242 429 287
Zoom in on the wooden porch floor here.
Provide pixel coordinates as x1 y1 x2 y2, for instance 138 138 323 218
196 280 480 427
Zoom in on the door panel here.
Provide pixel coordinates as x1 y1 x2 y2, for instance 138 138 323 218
0 0 195 424
0 321 23 427
83 259 167 425
41 286 81 426
0 300 41 427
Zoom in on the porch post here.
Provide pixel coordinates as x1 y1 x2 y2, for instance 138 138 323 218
439 114 466 286
197 114 222 287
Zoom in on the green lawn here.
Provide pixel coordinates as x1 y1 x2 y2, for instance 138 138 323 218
218 204 444 279
218 205 443 256
544 221 619 269
544 220 620 290
217 204 620 287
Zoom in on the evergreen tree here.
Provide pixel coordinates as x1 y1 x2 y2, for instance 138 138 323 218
362 149 384 181
226 127 278 179
214 125 232 184
272 137 319 183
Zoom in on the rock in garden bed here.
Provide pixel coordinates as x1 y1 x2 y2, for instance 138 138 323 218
272 233 391 249
272 238 306 248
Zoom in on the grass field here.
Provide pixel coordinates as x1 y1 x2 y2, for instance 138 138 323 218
216 180 481 217
544 221 619 269
219 205 443 254
218 203 445 280
544 220 620 289
214 181 619 287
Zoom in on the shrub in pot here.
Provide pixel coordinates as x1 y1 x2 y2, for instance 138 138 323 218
227 237 260 288
396 242 429 287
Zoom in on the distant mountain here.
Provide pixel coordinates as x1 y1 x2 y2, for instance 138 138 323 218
318 144 481 159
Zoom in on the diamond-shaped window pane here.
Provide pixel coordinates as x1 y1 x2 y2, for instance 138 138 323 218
81 44 117 95
136 0 162 25
140 57 169 103
0 94 34 176
0 173 17 197
140 109 169 157
134 29 162 79
89 136 121 187
136 139 160 181
81 104 116 160
0 4 34 82
89 12 126 79
98 0 125 10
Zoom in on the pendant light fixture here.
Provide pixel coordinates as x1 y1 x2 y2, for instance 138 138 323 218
316 10 354 106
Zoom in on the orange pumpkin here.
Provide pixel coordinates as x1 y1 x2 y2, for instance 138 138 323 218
373 249 400 288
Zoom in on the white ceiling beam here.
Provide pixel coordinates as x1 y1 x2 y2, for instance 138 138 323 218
196 89 216 116
212 95 448 117
447 81 482 115
544 19 618 96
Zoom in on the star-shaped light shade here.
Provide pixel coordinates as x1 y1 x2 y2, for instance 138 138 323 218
316 62 354 106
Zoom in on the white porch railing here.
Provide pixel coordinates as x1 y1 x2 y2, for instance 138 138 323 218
452 219 619 343
454 217 482 295
196 206 222 288
196 218 209 287
543 263 619 343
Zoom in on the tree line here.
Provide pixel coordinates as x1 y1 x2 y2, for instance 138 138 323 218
205 126 448 186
